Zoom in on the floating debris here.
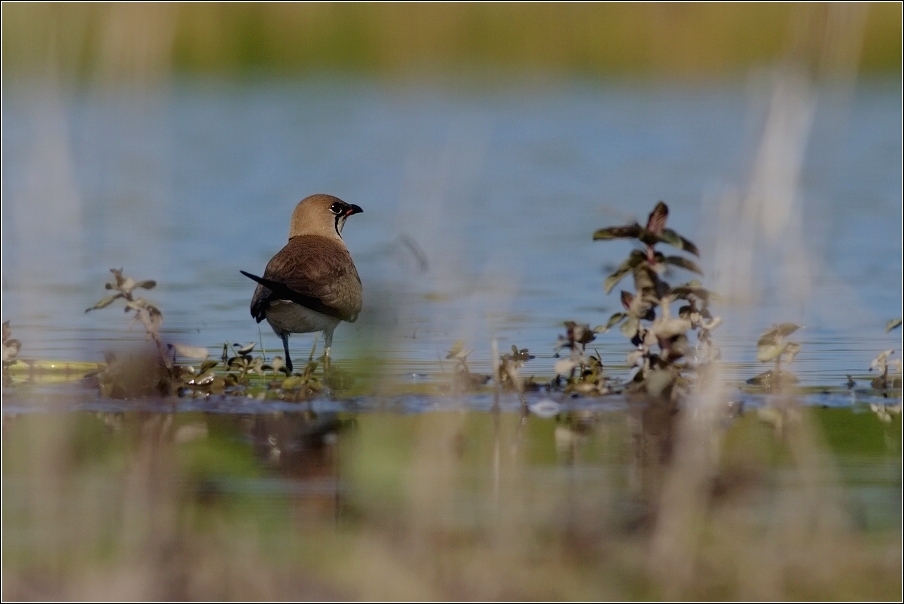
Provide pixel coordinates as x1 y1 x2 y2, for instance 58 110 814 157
529 399 561 419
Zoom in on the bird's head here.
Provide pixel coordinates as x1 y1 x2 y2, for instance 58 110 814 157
289 194 363 240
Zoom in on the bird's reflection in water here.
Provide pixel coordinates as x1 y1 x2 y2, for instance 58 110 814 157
236 411 355 523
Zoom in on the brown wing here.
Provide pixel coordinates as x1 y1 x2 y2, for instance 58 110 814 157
246 235 362 323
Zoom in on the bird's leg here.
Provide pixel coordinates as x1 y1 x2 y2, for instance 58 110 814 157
323 328 334 373
281 333 294 373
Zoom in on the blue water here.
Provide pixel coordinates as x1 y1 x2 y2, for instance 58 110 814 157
2 76 902 388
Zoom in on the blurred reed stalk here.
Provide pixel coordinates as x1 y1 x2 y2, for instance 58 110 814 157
649 3 876 597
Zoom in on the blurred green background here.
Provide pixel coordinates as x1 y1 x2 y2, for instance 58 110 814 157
2 3 900 81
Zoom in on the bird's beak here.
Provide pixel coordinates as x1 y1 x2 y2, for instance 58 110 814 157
345 204 363 217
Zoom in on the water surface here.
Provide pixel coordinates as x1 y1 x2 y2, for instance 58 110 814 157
2 76 902 389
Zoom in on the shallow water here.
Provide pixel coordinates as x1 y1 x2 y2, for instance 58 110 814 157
2 76 902 392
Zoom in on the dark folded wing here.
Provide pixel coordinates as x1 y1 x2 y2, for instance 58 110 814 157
245 235 362 323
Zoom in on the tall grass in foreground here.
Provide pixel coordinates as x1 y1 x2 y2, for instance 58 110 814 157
2 3 900 81
2 407 900 600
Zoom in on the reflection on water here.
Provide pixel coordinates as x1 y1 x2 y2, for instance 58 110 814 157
2 405 900 599
1 78 901 386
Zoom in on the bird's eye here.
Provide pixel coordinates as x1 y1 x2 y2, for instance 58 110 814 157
329 202 343 215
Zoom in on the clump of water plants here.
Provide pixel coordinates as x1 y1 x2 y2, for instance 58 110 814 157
445 341 490 393
86 268 165 364
747 323 803 391
869 350 902 391
592 201 721 402
497 344 536 392
84 268 176 397
869 319 904 392
2 321 22 382
173 357 230 396
553 322 611 395
84 269 328 400
230 341 327 399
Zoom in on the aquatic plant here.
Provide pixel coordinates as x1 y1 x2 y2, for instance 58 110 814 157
869 350 902 391
496 344 538 393
83 270 321 400
85 268 167 367
445 341 490 393
231 341 325 399
2 321 22 381
592 201 720 401
747 323 803 391
553 322 610 395
863 319 903 391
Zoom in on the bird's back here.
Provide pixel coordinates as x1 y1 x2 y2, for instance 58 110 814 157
250 235 362 324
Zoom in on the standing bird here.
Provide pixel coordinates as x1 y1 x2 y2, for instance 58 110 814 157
241 194 363 373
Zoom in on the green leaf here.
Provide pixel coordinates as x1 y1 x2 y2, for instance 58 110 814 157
282 376 303 390
757 340 786 363
885 318 903 333
672 282 723 304
620 290 634 311
85 293 123 313
645 201 669 235
592 224 642 241
782 341 802 364
657 228 699 256
631 264 658 297
747 370 774 386
620 316 639 338
664 255 704 275
235 342 256 355
602 312 627 331
774 323 802 338
757 344 785 363
604 251 645 294
110 268 125 286
652 317 691 340
270 356 287 374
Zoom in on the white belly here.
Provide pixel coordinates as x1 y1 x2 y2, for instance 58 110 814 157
265 300 340 336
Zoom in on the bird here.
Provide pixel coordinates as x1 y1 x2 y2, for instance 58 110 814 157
240 194 363 373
